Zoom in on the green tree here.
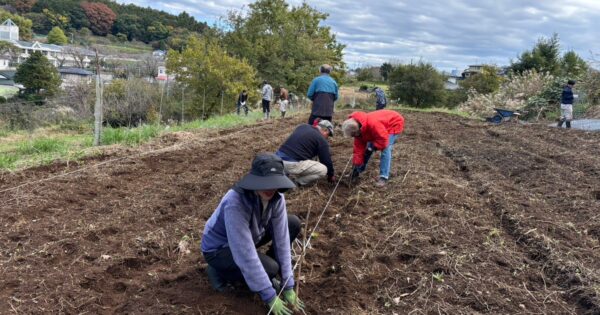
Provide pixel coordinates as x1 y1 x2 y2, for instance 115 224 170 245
389 61 446 107
14 51 61 97
380 62 394 81
47 26 68 45
560 50 588 79
42 8 69 30
223 0 345 93
112 14 140 41
146 21 170 41
0 9 33 40
356 68 374 81
459 65 504 94
167 37 258 118
511 34 561 75
24 12 52 33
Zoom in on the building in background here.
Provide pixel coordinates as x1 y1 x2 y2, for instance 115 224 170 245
0 19 92 69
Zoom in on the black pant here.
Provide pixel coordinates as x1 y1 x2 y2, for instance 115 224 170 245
376 103 386 110
203 215 301 283
237 103 248 116
308 114 332 125
262 99 271 114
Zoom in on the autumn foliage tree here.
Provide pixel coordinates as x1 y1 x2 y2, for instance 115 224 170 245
9 0 37 13
80 2 115 36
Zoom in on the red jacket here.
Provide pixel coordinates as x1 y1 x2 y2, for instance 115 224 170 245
349 110 404 166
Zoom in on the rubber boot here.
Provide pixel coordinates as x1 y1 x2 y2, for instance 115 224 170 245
206 265 227 292
557 119 564 128
566 121 571 129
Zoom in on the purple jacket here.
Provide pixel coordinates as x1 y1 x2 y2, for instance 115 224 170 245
201 187 294 302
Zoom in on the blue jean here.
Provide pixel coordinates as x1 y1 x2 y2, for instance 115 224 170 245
360 134 399 180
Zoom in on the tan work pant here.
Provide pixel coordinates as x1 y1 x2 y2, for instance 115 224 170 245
283 160 327 186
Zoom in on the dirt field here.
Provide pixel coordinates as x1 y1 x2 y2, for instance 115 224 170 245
1 111 599 314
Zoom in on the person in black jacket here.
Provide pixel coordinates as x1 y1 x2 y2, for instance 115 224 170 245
237 90 249 116
558 80 576 128
275 120 336 185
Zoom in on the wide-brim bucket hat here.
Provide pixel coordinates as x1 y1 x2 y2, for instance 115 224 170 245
237 153 296 191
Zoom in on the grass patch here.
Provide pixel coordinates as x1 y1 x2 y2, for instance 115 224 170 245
0 85 19 98
17 138 68 155
102 124 162 146
0 154 17 170
0 110 300 171
174 111 265 131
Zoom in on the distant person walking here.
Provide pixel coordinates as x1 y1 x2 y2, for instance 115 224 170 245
373 87 387 110
262 80 273 120
307 64 339 125
237 90 249 116
558 80 576 129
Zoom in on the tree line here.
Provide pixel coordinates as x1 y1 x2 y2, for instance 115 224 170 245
0 0 208 49
367 34 591 111
4 0 345 124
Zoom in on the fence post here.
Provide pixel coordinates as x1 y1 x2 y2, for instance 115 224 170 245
158 82 164 124
93 48 102 146
202 86 206 120
181 87 185 123
220 90 224 116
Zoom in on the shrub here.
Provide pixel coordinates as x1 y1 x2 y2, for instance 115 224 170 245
579 69 600 105
459 70 561 119
389 61 446 107
103 79 160 127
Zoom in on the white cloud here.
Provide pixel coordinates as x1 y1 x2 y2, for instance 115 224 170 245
117 0 600 71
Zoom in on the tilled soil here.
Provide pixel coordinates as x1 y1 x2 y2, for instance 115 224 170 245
0 111 599 315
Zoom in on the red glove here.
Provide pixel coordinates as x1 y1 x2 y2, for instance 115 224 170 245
328 175 337 183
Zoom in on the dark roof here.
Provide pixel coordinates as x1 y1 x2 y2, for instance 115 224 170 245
59 68 94 76
0 70 16 79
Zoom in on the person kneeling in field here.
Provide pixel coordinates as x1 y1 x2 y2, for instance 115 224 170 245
275 119 336 186
201 153 305 315
342 110 404 187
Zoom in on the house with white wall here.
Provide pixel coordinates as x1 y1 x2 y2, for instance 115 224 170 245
0 19 92 70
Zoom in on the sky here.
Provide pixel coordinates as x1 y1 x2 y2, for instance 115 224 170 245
117 0 600 72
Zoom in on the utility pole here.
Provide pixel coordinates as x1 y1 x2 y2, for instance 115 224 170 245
220 90 224 116
181 87 185 123
158 82 164 124
202 86 206 120
93 48 102 146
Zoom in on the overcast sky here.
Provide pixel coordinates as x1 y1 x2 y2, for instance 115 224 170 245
118 0 600 72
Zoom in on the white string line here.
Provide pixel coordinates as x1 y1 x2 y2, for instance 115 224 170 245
267 154 352 315
0 122 276 194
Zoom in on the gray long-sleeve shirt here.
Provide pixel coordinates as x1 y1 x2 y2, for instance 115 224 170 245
262 84 273 101
201 187 294 302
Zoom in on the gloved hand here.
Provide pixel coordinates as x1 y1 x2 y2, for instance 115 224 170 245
267 296 293 315
327 175 337 183
283 289 305 311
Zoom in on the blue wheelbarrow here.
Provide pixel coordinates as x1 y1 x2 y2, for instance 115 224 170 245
486 108 522 124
